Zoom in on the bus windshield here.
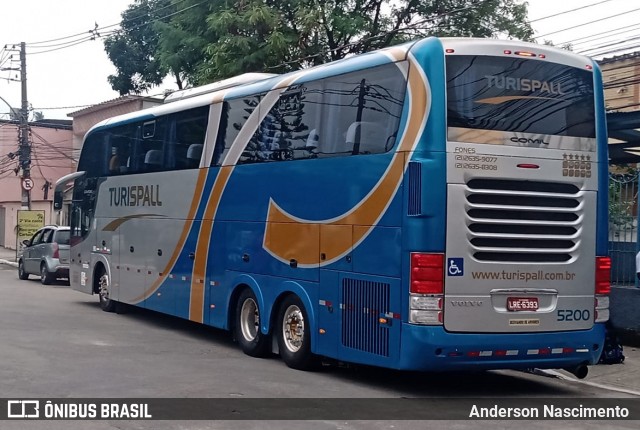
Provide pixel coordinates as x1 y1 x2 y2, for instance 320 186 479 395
446 55 595 139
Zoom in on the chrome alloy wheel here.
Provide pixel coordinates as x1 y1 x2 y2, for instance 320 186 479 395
240 297 260 342
281 304 304 353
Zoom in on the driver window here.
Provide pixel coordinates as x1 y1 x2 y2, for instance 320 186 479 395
30 230 44 246
42 230 54 243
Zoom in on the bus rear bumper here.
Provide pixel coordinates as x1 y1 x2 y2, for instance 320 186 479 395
397 323 605 372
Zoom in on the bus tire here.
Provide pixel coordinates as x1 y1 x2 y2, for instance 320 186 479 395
235 288 270 357
277 295 317 370
97 268 116 313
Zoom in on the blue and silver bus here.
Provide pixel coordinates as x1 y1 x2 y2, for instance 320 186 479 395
55 37 609 376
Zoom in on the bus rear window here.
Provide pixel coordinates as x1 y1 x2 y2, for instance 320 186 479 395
446 55 595 138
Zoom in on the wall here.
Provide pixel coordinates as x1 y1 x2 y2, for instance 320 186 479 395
0 201 55 250
601 54 640 112
0 122 73 249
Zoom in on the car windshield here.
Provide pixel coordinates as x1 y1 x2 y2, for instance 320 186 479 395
55 230 70 245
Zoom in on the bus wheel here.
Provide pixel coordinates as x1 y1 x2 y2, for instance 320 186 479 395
277 295 317 370
97 269 116 313
235 289 270 357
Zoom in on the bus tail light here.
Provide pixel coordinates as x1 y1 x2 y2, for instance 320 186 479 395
595 256 611 295
52 242 59 259
410 253 444 294
409 253 444 325
595 256 610 323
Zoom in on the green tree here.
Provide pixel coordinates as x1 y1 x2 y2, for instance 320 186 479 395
106 0 534 90
154 0 215 88
199 0 534 82
104 0 174 94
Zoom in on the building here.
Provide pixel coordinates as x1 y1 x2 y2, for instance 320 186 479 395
0 119 73 249
601 52 640 113
0 95 163 250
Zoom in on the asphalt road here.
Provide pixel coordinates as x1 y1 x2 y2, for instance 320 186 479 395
0 264 637 430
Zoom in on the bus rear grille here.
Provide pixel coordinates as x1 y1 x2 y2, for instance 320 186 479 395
341 278 390 357
465 179 582 263
408 161 422 216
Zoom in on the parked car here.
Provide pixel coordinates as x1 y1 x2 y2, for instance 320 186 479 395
18 225 70 285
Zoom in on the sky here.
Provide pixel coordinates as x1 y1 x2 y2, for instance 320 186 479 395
0 0 638 120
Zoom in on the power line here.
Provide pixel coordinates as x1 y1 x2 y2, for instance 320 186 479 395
578 36 640 55
535 7 640 39
26 0 191 46
27 33 117 56
30 130 76 162
586 43 640 59
27 33 107 50
28 38 98 56
529 0 616 23
23 0 207 56
31 104 93 110
559 23 640 47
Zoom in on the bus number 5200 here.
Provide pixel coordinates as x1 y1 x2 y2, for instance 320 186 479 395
557 309 590 322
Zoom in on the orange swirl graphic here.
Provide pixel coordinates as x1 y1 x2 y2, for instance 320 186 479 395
263 55 429 267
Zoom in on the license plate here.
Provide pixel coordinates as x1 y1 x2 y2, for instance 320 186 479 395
507 297 538 311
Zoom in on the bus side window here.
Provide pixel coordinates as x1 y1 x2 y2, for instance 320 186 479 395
211 103 229 167
216 96 261 166
138 118 166 172
108 134 133 175
316 63 406 157
186 144 203 168
127 125 144 174
97 124 137 175
170 106 208 170
346 121 387 154
144 149 164 172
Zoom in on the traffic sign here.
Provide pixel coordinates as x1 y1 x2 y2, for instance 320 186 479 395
21 178 34 191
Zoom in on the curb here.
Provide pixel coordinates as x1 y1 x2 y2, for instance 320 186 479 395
0 259 18 268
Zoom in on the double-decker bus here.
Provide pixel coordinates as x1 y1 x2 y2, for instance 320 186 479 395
55 37 609 377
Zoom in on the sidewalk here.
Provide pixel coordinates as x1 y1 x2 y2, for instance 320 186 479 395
0 246 637 395
0 246 18 267
573 345 640 396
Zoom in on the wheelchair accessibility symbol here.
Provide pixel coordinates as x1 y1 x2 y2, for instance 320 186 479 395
447 258 464 276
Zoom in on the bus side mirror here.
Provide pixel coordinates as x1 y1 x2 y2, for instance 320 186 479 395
53 190 63 210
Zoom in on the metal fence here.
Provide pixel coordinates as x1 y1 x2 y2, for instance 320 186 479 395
608 170 638 286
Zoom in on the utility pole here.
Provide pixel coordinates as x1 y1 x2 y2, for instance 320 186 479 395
17 42 31 210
